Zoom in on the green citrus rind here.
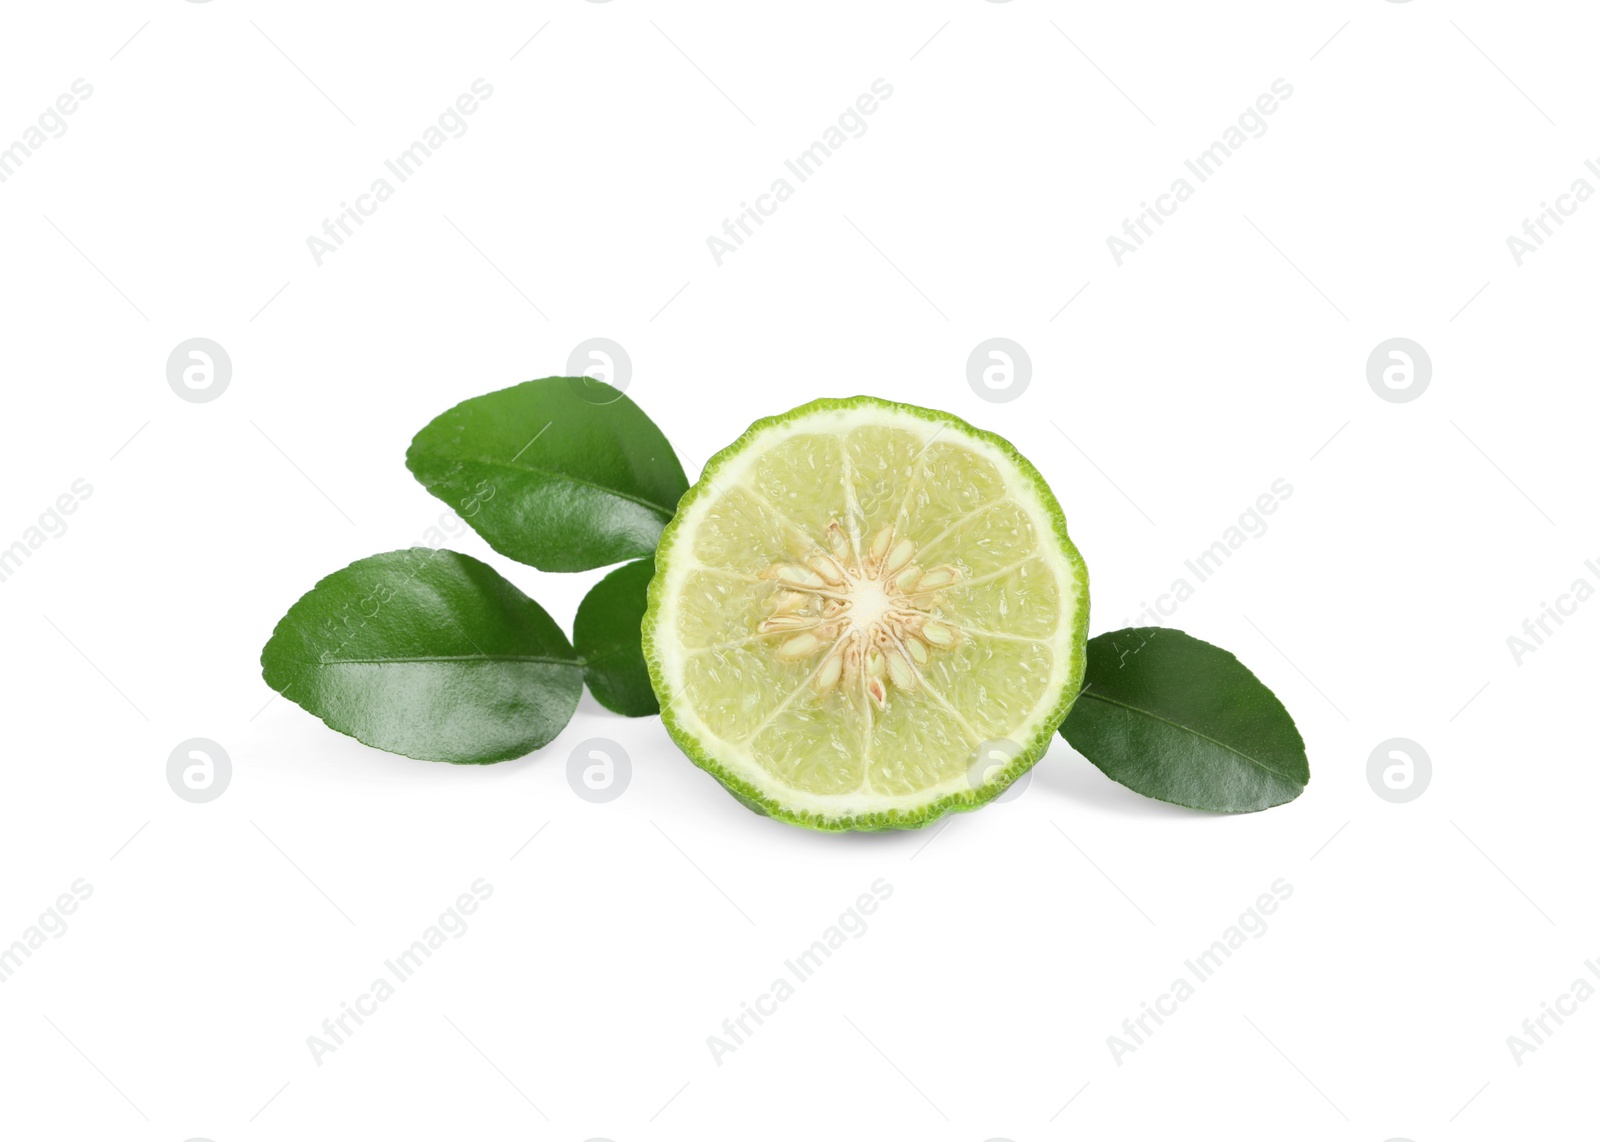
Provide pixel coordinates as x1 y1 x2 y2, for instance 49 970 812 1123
643 395 1089 832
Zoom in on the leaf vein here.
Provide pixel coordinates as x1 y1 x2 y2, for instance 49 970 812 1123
429 453 680 518
1077 689 1302 785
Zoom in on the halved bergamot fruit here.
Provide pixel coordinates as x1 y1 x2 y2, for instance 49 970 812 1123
643 397 1088 831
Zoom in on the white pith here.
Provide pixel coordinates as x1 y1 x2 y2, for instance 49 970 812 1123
652 403 1084 819
757 517 965 709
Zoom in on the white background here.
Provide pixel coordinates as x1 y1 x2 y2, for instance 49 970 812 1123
1 2 1595 1139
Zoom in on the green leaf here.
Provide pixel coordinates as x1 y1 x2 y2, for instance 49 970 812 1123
573 558 658 716
1059 627 1308 812
261 548 582 763
406 377 689 572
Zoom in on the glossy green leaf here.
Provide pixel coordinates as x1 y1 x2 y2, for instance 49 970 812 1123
261 548 582 763
406 377 689 572
573 558 658 716
1060 627 1308 812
